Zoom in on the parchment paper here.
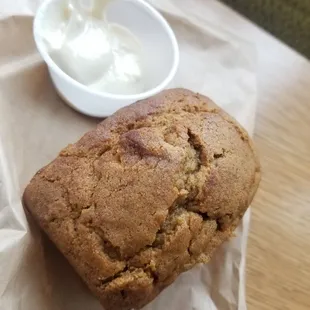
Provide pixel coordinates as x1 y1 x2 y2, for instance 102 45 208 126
0 1 257 309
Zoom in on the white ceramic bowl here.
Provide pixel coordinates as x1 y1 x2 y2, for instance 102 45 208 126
33 0 179 117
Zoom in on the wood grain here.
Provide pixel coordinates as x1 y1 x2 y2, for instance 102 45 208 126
204 1 310 309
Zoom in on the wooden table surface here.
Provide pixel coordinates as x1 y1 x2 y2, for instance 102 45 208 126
205 1 310 309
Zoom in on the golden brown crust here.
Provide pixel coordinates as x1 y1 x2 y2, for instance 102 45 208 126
23 88 261 310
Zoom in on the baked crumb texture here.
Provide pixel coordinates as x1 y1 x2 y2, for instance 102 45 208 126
23 89 261 310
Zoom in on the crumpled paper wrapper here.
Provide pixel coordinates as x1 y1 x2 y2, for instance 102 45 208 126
0 1 257 309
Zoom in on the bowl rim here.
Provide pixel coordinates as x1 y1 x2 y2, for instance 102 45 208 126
33 0 179 100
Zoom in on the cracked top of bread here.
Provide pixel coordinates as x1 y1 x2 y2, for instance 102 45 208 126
23 88 261 310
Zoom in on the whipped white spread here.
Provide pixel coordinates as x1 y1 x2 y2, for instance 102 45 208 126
42 0 145 95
